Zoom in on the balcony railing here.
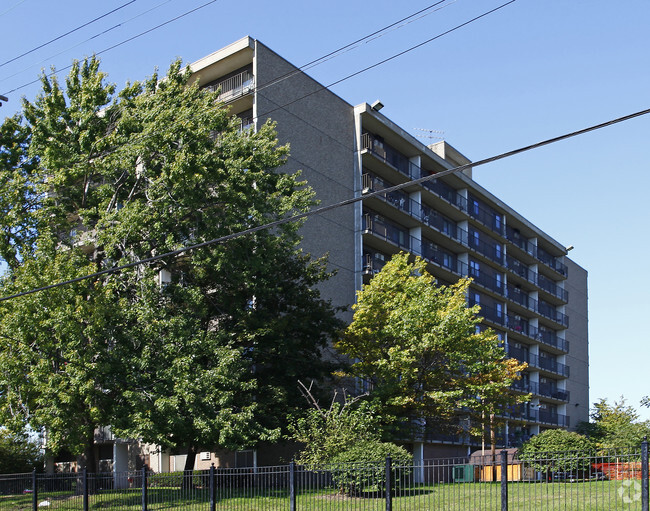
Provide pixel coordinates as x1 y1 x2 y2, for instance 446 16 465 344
468 266 504 296
361 132 411 177
538 382 570 402
363 213 409 250
537 245 568 277
362 173 411 214
538 274 569 302
505 226 536 256
505 346 569 377
362 251 388 275
538 300 569 327
418 170 469 212
468 195 504 236
469 299 505 326
205 69 254 102
505 283 528 308
505 315 569 352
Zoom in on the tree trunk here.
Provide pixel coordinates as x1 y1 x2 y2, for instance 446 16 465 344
181 446 197 490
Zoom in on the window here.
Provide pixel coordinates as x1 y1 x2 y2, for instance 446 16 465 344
495 214 502 231
472 200 480 216
495 303 503 318
469 260 480 277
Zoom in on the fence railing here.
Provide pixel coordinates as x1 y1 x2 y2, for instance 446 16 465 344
3 442 650 510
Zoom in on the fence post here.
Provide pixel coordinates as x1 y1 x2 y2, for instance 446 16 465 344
500 450 508 511
141 466 148 511
31 469 37 511
209 463 216 511
642 437 648 511
83 469 89 511
385 456 393 511
289 461 296 511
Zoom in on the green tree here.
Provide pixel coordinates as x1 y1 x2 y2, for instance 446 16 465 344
519 429 594 476
0 57 342 472
0 429 43 474
576 398 650 451
336 253 525 437
287 382 411 495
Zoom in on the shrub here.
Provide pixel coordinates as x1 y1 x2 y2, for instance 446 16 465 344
329 440 412 496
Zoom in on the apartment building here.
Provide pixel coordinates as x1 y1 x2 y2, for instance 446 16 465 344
181 36 589 463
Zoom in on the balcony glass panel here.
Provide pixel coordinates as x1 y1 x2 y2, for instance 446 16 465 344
468 193 504 235
421 239 458 273
362 173 411 214
363 212 409 250
538 273 569 301
361 132 410 176
537 245 568 276
505 226 535 255
363 250 388 275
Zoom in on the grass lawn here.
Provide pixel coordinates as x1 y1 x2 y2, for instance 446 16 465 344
0 480 640 510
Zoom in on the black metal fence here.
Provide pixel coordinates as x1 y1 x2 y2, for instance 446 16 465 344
1 442 649 510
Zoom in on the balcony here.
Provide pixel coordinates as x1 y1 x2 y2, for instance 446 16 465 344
538 382 570 402
538 409 570 427
538 300 569 328
361 132 411 177
468 194 504 236
468 266 504 296
469 299 505 326
205 69 254 103
537 245 568 277
420 240 459 274
536 328 569 352
420 204 457 239
505 226 536 256
362 173 411 215
505 283 529 308
362 251 388 276
363 213 409 250
505 346 569 377
504 255 536 284
538 274 569 302
417 169 468 212
467 228 504 265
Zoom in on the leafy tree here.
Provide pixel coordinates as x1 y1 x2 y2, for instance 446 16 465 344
0 57 342 472
288 382 411 495
576 398 650 451
0 430 43 473
336 253 525 437
519 429 594 475
287 382 407 467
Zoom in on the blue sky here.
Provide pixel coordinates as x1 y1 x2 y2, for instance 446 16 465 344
1 0 648 420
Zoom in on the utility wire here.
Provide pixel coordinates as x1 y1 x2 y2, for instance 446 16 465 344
0 1 137 68
0 0 27 17
2 0 220 96
253 0 455 95
0 0 174 86
256 0 517 121
1 105 648 303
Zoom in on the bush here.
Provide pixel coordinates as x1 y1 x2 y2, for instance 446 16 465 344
329 441 412 496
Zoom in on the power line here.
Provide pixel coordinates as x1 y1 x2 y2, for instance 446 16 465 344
2 0 220 96
253 0 455 95
2 105 648 303
0 1 137 68
0 0 27 17
256 0 518 122
0 0 174 86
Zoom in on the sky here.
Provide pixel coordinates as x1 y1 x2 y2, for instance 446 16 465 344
1 0 648 421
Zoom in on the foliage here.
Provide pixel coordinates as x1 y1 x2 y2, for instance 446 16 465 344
0 429 43 473
576 398 650 451
519 429 595 473
0 56 342 468
288 385 386 467
330 441 412 496
336 252 526 433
